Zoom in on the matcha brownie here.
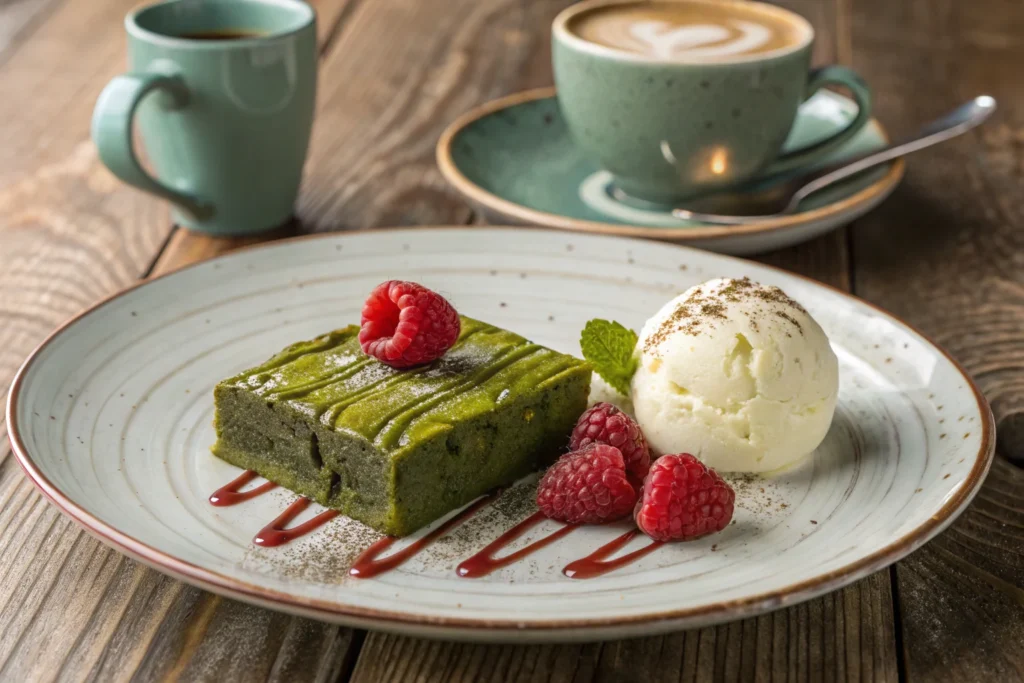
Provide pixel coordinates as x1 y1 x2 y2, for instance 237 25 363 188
213 317 591 536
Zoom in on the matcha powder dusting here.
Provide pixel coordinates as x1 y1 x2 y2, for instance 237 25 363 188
644 277 806 355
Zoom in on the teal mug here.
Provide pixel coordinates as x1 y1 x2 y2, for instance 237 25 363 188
92 0 317 236
552 0 872 203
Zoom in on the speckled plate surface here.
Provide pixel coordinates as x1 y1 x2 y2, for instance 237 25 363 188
438 89 904 255
8 228 992 642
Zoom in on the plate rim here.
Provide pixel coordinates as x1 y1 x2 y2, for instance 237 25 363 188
6 226 995 635
436 87 907 243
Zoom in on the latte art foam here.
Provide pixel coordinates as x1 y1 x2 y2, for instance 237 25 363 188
628 19 771 58
568 2 806 61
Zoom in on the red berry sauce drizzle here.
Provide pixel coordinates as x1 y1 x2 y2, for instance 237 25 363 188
254 497 340 547
562 529 661 579
210 472 663 577
350 492 498 578
209 470 278 506
457 512 577 578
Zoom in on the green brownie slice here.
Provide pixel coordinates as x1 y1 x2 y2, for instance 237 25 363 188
212 316 591 536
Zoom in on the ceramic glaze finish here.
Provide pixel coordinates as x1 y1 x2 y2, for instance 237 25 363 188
7 228 993 642
552 0 869 201
93 0 318 236
437 89 904 255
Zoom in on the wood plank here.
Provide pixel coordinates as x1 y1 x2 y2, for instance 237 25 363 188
0 2 361 680
148 223 302 278
846 0 1024 680
0 0 171 450
294 0 558 228
308 0 355 47
350 572 896 683
0 0 62 63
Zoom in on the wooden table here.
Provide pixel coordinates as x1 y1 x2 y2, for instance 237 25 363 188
0 0 1021 680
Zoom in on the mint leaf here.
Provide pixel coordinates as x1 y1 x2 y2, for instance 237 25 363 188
580 319 639 396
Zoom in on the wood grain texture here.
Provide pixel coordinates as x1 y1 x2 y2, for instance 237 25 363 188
0 2 361 680
0 0 171 450
0 0 61 63
846 0 1024 679
349 572 896 683
295 0 560 229
148 223 303 278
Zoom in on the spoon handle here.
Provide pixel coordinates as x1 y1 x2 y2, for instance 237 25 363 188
790 95 997 207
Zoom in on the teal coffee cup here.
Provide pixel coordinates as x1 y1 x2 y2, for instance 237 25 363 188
92 0 317 236
552 0 872 203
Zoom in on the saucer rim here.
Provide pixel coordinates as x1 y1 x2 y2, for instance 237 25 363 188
436 87 905 242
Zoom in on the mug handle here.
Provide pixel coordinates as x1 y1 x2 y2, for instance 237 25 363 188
91 72 213 219
767 65 873 174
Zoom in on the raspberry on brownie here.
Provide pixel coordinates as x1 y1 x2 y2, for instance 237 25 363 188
213 314 591 536
360 280 461 368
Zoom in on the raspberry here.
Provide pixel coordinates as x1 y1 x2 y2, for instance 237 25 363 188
635 453 735 542
570 402 650 482
536 445 636 525
359 281 460 368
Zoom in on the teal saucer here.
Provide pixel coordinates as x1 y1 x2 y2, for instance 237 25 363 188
437 88 903 255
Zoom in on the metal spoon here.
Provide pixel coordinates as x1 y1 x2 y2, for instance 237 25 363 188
671 95 997 225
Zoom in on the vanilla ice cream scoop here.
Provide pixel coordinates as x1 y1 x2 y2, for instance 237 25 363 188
631 277 838 473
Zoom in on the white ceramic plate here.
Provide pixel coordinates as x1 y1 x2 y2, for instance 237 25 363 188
8 228 993 642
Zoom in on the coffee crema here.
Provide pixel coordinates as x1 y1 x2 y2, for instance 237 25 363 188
567 1 806 61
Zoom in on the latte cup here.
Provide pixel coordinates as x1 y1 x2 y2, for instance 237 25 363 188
552 0 872 203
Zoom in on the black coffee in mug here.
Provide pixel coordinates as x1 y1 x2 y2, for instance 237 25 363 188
178 30 265 40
